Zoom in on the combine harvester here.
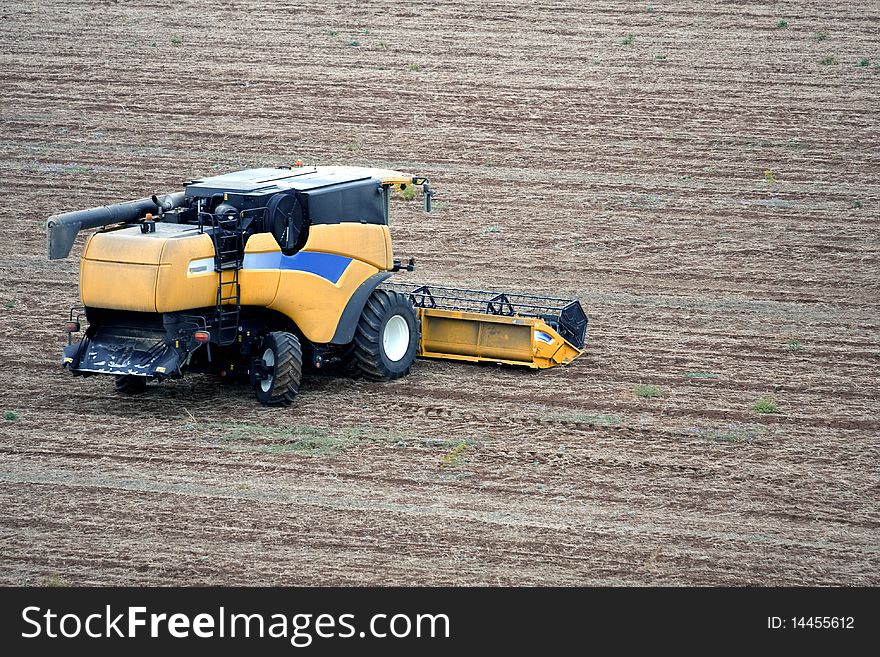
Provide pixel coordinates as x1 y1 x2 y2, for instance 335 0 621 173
47 164 587 406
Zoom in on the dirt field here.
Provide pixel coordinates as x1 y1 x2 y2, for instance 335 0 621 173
0 0 878 586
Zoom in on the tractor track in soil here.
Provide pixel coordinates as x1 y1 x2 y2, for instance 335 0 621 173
0 0 878 585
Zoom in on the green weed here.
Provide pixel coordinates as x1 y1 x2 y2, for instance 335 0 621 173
752 397 778 414
622 34 635 45
634 384 661 399
170 35 183 46
818 55 836 65
787 338 801 352
4 411 17 421
856 58 870 67
775 20 789 29
684 372 717 379
550 411 621 425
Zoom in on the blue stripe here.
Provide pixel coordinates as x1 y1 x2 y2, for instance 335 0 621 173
243 251 352 284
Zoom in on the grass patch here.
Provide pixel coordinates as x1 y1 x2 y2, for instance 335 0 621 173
775 19 789 29
4 300 15 309
856 58 870 67
813 31 828 42
407 63 423 72
42 163 92 175
633 384 661 399
398 185 415 201
550 412 622 426
684 371 717 380
787 338 801 352
752 397 778 414
170 35 183 46
198 422 353 456
850 199 863 209
4 411 17 421
622 34 635 45
818 55 836 65
41 576 67 587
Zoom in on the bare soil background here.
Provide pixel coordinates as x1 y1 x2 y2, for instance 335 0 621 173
0 0 878 585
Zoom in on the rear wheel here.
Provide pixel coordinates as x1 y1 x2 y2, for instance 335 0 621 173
352 289 419 381
114 375 147 395
253 331 302 406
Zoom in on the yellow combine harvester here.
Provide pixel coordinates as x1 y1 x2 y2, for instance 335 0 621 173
47 164 587 406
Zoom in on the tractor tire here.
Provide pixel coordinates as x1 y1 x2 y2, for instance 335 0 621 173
254 331 302 406
337 341 362 379
114 375 147 395
352 289 419 381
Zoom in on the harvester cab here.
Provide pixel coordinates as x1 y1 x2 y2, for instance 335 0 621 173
47 164 587 406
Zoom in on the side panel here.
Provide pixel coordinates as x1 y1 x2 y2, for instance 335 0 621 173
302 223 393 271
268 258 379 343
155 233 217 313
238 232 282 307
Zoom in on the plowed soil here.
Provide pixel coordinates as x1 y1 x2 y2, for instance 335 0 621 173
1 0 878 585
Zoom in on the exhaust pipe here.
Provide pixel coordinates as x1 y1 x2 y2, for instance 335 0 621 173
46 192 186 260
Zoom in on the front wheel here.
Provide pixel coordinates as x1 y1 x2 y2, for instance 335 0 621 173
253 331 302 406
352 289 420 381
114 375 147 395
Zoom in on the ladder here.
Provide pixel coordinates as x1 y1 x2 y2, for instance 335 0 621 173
211 213 244 346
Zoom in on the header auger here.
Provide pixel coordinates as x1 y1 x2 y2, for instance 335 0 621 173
48 164 587 406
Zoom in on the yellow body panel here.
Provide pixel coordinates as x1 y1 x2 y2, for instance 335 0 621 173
417 308 582 369
239 233 282 307
81 260 160 312
302 223 393 271
155 234 218 313
81 225 215 312
269 258 379 343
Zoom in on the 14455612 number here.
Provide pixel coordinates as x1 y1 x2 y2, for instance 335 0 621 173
768 617 854 630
